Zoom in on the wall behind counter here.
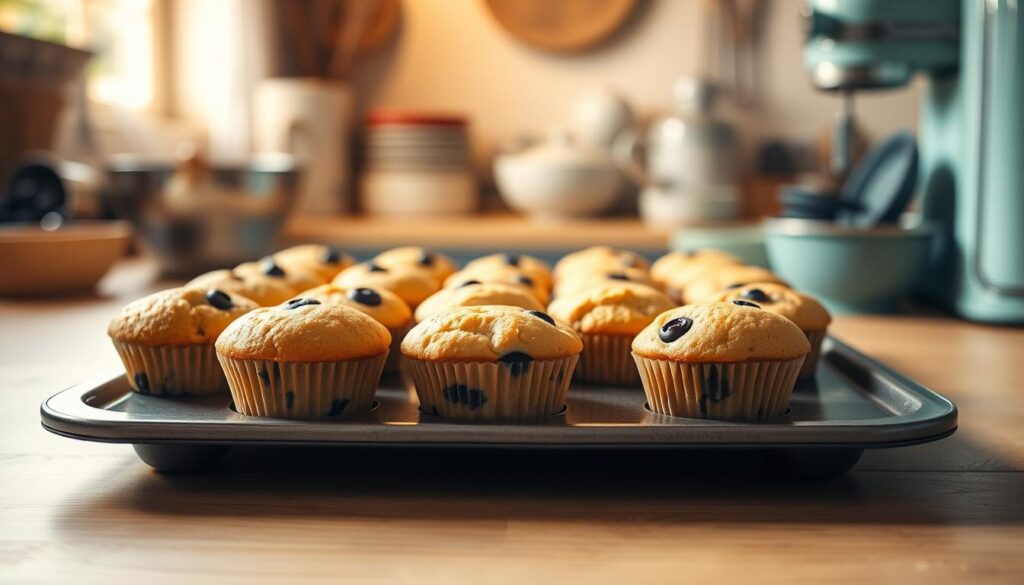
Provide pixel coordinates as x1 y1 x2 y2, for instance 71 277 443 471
352 0 922 171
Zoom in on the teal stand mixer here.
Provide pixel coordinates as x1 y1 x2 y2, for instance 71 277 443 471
803 0 1024 324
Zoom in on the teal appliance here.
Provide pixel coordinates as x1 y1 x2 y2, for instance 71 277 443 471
803 0 1024 324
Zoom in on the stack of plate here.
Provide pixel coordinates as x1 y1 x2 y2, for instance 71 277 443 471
360 112 477 216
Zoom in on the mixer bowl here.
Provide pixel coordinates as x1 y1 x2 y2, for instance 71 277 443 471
764 218 936 313
106 154 299 277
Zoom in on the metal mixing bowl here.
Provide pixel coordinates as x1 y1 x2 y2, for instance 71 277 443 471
105 153 300 277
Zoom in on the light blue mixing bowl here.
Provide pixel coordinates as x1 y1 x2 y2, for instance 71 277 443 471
764 219 937 314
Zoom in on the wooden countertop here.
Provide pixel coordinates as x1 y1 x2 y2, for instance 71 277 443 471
2 260 1024 584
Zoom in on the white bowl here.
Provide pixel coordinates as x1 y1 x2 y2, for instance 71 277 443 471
494 154 623 220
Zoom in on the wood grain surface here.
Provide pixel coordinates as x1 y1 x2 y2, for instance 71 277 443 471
285 214 675 251
2 259 1023 584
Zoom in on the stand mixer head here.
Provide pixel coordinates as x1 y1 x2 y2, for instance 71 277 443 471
801 0 1024 324
803 0 959 92
803 0 958 177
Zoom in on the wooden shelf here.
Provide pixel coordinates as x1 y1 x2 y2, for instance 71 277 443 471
284 213 674 251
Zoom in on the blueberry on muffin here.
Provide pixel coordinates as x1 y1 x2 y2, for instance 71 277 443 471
443 267 551 304
463 253 553 292
650 249 741 291
333 261 441 310
553 246 650 281
680 265 786 305
188 269 296 306
272 244 356 281
552 266 656 299
234 256 323 294
372 246 457 284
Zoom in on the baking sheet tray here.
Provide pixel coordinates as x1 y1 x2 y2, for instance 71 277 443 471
41 336 957 476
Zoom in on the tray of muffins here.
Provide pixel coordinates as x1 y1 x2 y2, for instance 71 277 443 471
40 245 957 478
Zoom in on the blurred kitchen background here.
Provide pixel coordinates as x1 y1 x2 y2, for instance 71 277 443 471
2 0 1022 323
1 0 919 203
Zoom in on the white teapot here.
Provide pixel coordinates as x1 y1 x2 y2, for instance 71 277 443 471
614 78 741 224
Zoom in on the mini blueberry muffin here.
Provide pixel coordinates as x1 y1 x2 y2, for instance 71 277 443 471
553 246 649 281
552 266 656 299
108 287 259 396
273 244 355 282
298 283 413 374
463 253 553 292
443 267 551 304
373 246 457 284
187 269 296 306
216 300 391 419
681 265 786 305
632 302 810 420
548 282 674 385
234 256 322 294
415 281 545 322
650 250 741 290
333 261 440 310
707 283 832 379
401 306 582 421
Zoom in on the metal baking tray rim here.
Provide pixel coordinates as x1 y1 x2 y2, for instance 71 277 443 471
40 422 958 451
40 337 958 448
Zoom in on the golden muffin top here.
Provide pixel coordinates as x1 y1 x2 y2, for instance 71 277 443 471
553 246 649 280
707 282 832 332
681 265 786 304
659 263 730 302
215 300 391 362
296 283 412 330
415 281 545 322
372 246 457 284
632 302 810 362
650 249 742 288
401 305 582 362
552 266 655 299
272 244 355 282
108 286 259 346
234 257 324 294
333 261 441 309
187 269 296 307
547 282 675 336
443 267 551 304
462 253 553 291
